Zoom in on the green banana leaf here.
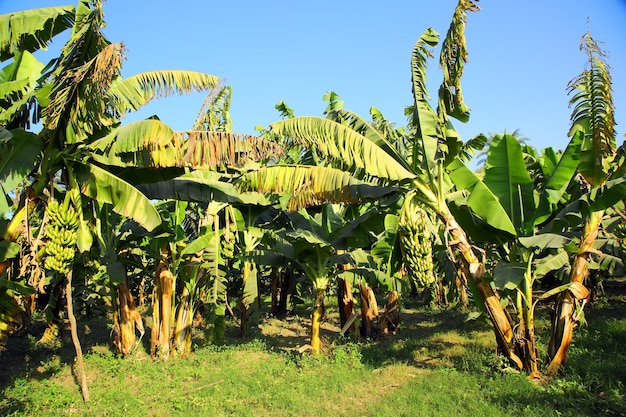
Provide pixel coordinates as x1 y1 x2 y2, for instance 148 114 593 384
448 157 516 235
137 170 272 205
0 5 75 61
410 27 440 178
534 250 570 279
0 129 43 213
588 176 626 212
518 234 571 250
328 108 413 173
72 161 161 231
493 262 526 290
0 240 19 263
106 71 220 115
270 117 416 182
483 134 534 232
241 165 399 211
531 130 583 227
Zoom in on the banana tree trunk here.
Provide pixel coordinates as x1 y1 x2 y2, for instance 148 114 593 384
151 261 174 359
270 267 279 313
240 260 258 338
515 267 540 376
112 282 144 357
337 278 356 337
359 283 378 339
173 285 194 357
443 213 522 369
547 210 602 375
378 291 400 336
277 267 293 315
311 287 326 354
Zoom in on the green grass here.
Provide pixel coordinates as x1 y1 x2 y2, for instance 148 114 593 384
1 294 625 417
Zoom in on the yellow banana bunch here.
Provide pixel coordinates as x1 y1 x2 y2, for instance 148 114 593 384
43 197 79 275
398 202 435 287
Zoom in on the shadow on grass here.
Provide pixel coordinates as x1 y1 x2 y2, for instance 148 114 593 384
0 313 114 383
0 312 112 415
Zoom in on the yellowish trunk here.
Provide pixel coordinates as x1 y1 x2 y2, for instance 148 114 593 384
444 214 522 369
115 283 144 357
152 261 174 359
310 288 325 354
547 210 602 375
359 283 378 339
173 286 193 357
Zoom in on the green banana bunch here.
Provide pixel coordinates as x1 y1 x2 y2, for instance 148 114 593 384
43 197 79 275
398 201 435 288
221 233 235 260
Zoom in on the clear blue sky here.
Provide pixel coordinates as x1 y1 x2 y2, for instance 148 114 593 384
3 1 626 154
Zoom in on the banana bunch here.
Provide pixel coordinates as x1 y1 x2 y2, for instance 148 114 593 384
221 233 235 260
398 202 435 287
43 198 79 274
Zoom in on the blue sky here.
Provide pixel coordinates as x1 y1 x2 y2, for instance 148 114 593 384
3 1 626 155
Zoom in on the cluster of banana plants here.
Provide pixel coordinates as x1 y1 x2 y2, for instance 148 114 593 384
239 0 624 379
0 1 623 402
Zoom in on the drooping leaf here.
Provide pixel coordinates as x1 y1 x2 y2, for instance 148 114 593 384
179 130 283 169
137 170 271 205
72 161 161 231
240 165 399 211
448 157 516 235
0 277 35 295
0 129 43 213
493 262 526 290
534 250 570 279
270 117 416 182
107 71 220 115
181 230 216 257
338 267 394 290
327 108 413 173
438 0 480 122
518 234 571 250
568 32 616 186
0 240 20 263
588 176 626 212
0 5 75 62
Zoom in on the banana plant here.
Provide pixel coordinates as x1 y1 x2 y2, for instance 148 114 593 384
547 32 621 375
90 201 148 357
468 131 583 374
251 205 360 353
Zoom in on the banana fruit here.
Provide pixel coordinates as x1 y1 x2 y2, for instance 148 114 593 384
221 234 235 260
43 196 79 275
398 200 435 288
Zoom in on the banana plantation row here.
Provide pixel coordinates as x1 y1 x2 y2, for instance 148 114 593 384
1 0 623 402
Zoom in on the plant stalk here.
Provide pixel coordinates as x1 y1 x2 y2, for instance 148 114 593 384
65 268 89 402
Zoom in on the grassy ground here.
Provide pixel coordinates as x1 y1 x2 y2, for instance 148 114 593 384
1 286 625 417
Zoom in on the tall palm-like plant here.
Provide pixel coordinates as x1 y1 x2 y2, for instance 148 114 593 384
468 132 583 375
547 32 620 375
